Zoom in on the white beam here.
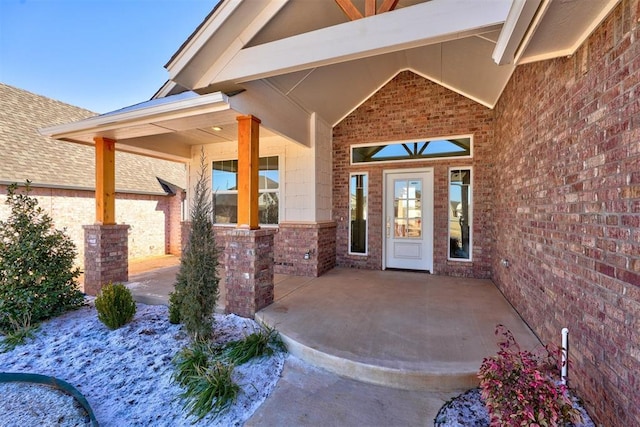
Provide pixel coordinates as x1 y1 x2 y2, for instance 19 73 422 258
492 0 542 65
211 0 511 85
228 80 311 146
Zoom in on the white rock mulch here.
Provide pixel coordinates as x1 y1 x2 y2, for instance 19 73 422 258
0 302 286 426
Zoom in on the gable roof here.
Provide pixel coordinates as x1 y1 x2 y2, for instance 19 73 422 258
0 83 185 194
42 0 621 160
163 0 620 114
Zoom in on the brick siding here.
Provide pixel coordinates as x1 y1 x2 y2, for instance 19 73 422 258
333 71 495 277
0 185 183 269
492 1 640 425
274 222 336 276
83 224 129 295
224 228 275 318
183 222 337 278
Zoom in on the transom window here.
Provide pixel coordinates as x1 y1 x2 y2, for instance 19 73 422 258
352 136 471 164
212 156 279 225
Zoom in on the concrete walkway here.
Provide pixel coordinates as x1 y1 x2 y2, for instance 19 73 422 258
125 256 541 426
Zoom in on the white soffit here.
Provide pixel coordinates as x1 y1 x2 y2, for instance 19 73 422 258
268 51 406 126
210 0 512 87
518 0 621 64
266 28 511 125
408 36 516 108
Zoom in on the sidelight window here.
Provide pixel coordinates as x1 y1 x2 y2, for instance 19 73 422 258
349 173 368 254
449 168 472 260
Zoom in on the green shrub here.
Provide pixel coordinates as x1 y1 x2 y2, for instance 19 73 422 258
95 283 136 330
168 291 182 324
172 340 212 387
0 182 84 333
179 361 239 422
0 312 39 353
478 324 582 426
172 149 219 340
223 323 286 365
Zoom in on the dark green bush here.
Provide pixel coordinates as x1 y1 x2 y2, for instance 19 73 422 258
168 291 182 324
95 283 136 330
171 149 219 340
0 182 84 333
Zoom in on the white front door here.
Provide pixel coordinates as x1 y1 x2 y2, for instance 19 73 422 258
384 169 433 272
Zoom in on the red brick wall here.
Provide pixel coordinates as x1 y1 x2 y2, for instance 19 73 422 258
200 223 336 277
492 1 640 425
274 222 336 276
83 224 129 295
333 71 495 277
0 185 182 268
167 189 184 255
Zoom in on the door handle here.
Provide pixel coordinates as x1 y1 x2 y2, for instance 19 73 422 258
386 216 390 238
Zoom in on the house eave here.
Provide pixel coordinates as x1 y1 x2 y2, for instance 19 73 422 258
40 92 230 140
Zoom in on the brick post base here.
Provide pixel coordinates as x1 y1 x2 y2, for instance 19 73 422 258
83 224 130 295
224 228 275 318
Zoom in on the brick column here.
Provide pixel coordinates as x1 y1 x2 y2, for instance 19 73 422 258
224 228 275 318
83 224 129 295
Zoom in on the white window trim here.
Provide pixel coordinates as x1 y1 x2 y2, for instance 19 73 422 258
348 172 369 256
448 166 473 262
350 134 473 166
211 155 282 226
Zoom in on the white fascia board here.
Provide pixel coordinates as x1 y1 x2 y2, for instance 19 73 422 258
228 80 311 147
212 0 511 85
492 0 542 65
165 0 243 76
40 92 230 140
192 0 289 89
168 0 289 89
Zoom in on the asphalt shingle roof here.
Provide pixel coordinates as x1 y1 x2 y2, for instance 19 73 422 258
0 83 186 194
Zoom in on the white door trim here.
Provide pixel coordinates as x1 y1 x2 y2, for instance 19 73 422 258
382 167 434 272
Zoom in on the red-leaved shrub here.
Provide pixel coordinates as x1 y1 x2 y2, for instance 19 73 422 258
478 325 582 427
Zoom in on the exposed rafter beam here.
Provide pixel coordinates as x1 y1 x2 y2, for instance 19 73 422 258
335 0 363 20
335 0 399 21
212 0 511 86
378 0 400 14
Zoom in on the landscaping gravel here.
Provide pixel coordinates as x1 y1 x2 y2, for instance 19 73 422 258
0 301 285 426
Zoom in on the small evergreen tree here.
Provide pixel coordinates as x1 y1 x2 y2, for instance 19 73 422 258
170 149 219 340
0 181 84 332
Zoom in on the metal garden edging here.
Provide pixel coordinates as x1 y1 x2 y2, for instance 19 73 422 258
0 372 99 426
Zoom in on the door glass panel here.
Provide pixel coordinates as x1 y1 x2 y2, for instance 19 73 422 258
393 179 422 239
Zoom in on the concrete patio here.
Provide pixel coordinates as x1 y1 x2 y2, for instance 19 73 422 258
124 256 542 425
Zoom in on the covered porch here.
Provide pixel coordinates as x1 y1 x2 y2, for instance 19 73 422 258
125 258 540 392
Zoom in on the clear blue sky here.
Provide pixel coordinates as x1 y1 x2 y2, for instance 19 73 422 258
0 0 217 113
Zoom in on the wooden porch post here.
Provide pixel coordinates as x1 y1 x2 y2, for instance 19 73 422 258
236 115 261 229
94 136 116 224
84 136 128 295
